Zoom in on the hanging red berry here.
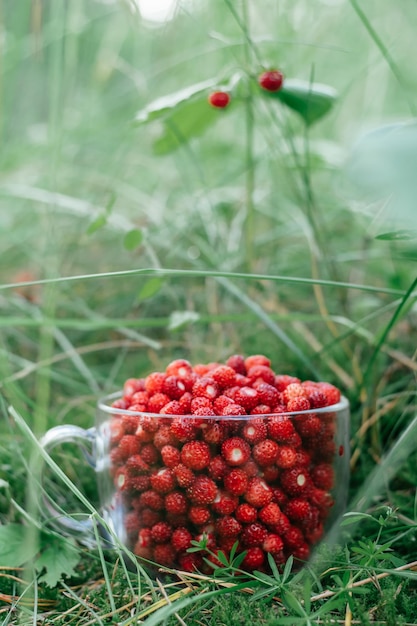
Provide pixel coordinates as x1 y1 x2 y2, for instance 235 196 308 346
208 91 231 108
258 70 284 92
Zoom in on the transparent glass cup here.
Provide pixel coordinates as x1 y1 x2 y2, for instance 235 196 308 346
41 392 350 573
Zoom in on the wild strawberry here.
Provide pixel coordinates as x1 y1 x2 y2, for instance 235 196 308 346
192 377 220 400
190 396 211 411
221 437 251 466
206 456 227 482
235 503 257 524
293 542 310 561
285 498 312 523
181 441 211 470
193 363 211 376
120 414 140 434
178 391 193 414
242 547 265 570
210 365 237 389
241 523 268 547
130 390 149 405
262 465 280 483
124 510 141 536
134 425 155 444
188 505 211 526
147 393 171 413
258 502 282 527
263 533 284 554
250 404 272 415
187 476 218 505
150 468 176 493
245 477 273 508
151 521 172 544
311 463 334 490
294 414 321 438
178 552 203 572
253 439 279 467
304 388 328 409
280 466 310 496
271 486 288 508
145 372 166 395
170 417 197 442
166 359 193 379
283 526 305 550
130 475 151 492
304 521 324 544
193 406 216 417
123 377 146 399
136 527 152 548
254 382 281 406
245 354 271 369
112 398 128 409
109 419 125 445
226 354 247 375
153 543 175 566
272 512 291 536
215 516 242 537
139 443 159 465
166 512 188 528
286 397 311 413
276 446 297 469
173 464 195 488
317 382 341 406
211 490 238 515
160 445 181 468
258 70 284 92
295 449 311 467
126 455 150 475
222 403 247 416
208 91 231 108
242 420 268 444
224 468 248 496
308 487 334 512
165 491 188 515
233 387 259 411
133 544 152 560
203 421 229 445
162 375 187 400
138 490 164 510
218 536 239 553
171 527 192 552
213 395 234 414
268 416 296 442
118 435 141 460
247 365 276 386
160 400 183 415
141 508 162 527
234 374 251 387
274 375 300 392
153 425 178 449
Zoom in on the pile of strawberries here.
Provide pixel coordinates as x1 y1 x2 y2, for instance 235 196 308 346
108 354 343 573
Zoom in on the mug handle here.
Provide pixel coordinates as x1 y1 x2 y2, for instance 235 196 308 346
40 424 98 547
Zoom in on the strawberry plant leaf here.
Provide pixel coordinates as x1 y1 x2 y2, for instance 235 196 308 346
261 78 337 125
124 228 143 251
35 535 80 588
0 523 40 567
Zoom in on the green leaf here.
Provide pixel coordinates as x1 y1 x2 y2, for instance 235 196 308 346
138 277 164 300
35 535 80 588
86 213 107 235
0 523 40 567
123 229 143 251
261 78 337 125
376 229 417 241
135 73 243 155
168 310 200 330
340 511 378 526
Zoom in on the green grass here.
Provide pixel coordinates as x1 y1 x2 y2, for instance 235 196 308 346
1 0 417 623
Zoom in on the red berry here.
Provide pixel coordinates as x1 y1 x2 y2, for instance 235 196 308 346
187 476 218 505
211 490 239 515
210 365 237 389
213 395 234 414
253 439 279 467
250 404 272 415
124 510 141 536
222 403 247 416
245 355 271 369
241 523 268 547
308 487 334 512
286 397 311 413
151 521 172 544
247 366 275 386
136 527 152 548
160 400 183 415
166 359 193 379
153 543 175 566
294 414 321 438
317 382 341 406
192 377 220 400
170 417 197 442
283 383 307 404
120 413 140 434
123 378 146 399
221 437 251 466
280 466 310 496
242 420 268 444
258 70 284 92
178 552 203 572
208 91 231 108
283 526 305 550
125 455 150 475
258 502 282 527
171 527 192 552
285 498 312 523
130 475 151 492
226 354 247 375
293 542 310 561
145 372 166 395
215 516 242 537
139 443 159 465
271 486 288 508
274 375 300 392
268 417 296 442
153 425 178 449
138 490 164 511
118 435 141 460
150 468 176 494
203 422 229 444
178 391 193 414
173 464 195 488
224 468 248 496
311 463 334 490
140 508 162 527
146 392 170 413
245 477 273 508
162 375 187 400
181 441 211 471
263 533 284 554
276 445 297 469
233 387 259 411
208 455 229 481
272 512 291 536
254 382 281 406
165 491 188 515
262 465 280 483
242 547 265 570
235 503 257 524
188 505 211 526
160 445 181 468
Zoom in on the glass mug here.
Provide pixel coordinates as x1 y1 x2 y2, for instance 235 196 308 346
41 393 350 573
